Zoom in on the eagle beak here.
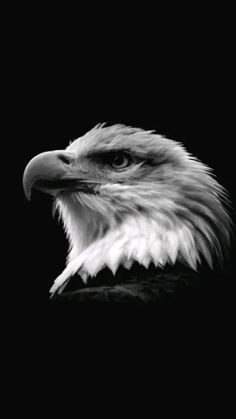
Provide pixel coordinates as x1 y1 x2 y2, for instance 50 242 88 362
23 150 76 201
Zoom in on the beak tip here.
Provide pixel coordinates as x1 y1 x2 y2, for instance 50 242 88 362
23 186 32 202
23 174 32 201
23 150 72 201
26 192 31 202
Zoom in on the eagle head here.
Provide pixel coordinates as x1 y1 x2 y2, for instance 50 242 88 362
23 124 232 296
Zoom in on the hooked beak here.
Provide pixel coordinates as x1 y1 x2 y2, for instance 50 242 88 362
23 150 92 201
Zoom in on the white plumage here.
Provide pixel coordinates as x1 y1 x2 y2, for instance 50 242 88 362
23 124 232 296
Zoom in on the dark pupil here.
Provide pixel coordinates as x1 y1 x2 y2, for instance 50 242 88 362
113 154 124 166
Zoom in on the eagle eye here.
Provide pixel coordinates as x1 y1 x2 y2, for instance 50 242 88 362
111 152 132 170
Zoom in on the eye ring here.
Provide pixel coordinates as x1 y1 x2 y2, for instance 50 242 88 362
111 152 132 169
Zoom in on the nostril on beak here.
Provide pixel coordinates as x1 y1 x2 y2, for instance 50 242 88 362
58 154 72 165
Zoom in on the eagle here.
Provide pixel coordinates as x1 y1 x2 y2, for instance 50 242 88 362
23 124 232 303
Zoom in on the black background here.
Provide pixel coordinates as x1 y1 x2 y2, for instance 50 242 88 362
5 6 236 403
